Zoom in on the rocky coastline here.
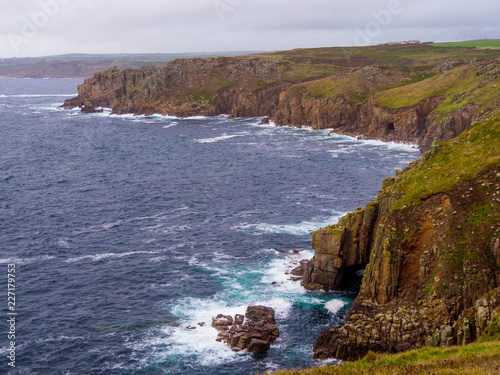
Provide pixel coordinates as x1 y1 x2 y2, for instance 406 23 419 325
296 136 500 360
63 45 500 363
63 46 500 152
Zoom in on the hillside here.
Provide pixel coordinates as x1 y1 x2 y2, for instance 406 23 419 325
63 43 500 151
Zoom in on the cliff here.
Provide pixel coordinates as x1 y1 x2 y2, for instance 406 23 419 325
61 44 500 364
64 44 500 151
298 114 500 360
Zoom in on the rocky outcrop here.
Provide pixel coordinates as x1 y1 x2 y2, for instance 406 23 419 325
80 101 103 114
308 166 500 360
213 306 279 354
64 57 288 119
293 202 378 291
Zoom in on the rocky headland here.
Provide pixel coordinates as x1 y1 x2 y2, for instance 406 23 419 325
64 44 500 151
63 44 500 363
296 118 500 360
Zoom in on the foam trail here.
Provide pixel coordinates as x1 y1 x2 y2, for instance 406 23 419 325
0 255 56 265
65 250 158 263
0 94 77 98
196 134 244 144
235 212 345 236
359 139 419 151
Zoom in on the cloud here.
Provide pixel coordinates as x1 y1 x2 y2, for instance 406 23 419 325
0 0 499 57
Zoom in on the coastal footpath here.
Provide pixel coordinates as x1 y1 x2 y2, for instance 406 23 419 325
64 44 500 363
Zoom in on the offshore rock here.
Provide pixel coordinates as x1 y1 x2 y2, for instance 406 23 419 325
81 100 103 114
213 306 279 354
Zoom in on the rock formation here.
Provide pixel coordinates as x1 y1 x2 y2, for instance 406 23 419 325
212 306 279 354
294 117 500 360
63 46 500 152
60 45 500 363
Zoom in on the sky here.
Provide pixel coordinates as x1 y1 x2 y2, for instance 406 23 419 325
1 0 499 58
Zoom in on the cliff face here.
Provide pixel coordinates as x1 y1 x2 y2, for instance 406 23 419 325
299 115 500 360
293 202 378 291
64 47 500 151
64 57 294 118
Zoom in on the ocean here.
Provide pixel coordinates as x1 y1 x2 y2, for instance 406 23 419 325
0 78 420 374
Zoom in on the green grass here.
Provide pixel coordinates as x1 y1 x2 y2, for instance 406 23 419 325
270 341 500 375
480 316 500 342
391 114 500 210
374 65 479 109
434 40 500 49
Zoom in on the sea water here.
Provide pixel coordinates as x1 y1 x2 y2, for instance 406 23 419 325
0 78 420 374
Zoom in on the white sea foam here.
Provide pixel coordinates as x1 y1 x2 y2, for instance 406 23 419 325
162 122 178 129
325 299 348 314
0 94 77 98
359 138 419 151
327 145 357 158
147 113 179 120
234 212 345 236
129 325 249 368
0 255 56 265
195 134 244 144
58 238 70 248
65 250 158 263
143 246 340 368
261 250 312 286
183 115 214 120
128 299 250 367
81 211 172 233
326 132 419 152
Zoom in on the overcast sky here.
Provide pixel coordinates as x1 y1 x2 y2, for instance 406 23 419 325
1 0 499 58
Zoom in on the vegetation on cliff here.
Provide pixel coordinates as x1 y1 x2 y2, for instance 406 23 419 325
62 43 500 366
270 340 500 375
303 111 500 361
64 43 500 151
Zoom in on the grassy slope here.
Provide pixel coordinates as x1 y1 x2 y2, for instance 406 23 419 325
189 44 500 98
434 40 500 49
391 113 500 210
271 341 500 375
374 62 500 119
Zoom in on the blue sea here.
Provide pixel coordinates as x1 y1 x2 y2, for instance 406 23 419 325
0 78 420 374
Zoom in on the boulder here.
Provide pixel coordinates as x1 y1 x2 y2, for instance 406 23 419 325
212 314 233 331
212 305 279 354
247 338 271 354
81 101 103 114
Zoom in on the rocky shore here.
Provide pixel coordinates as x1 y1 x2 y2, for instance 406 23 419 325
63 45 500 152
62 44 500 362
296 128 500 360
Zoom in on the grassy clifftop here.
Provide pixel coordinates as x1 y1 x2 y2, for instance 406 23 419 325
271 340 500 375
297 102 500 361
391 112 500 210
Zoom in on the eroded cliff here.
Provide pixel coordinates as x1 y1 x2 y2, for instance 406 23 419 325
298 115 500 360
64 45 500 151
